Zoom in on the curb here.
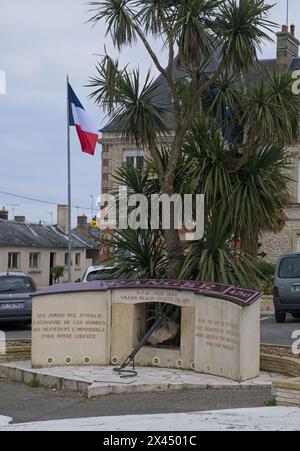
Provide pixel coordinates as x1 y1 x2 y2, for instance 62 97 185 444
0 362 271 399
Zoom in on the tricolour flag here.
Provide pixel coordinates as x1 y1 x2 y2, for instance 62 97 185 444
68 83 98 156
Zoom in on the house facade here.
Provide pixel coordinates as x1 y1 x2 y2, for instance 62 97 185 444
99 25 300 264
0 205 100 288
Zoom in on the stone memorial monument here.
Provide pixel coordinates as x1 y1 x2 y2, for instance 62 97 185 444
32 280 262 382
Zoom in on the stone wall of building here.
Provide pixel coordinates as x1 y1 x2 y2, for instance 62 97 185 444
260 204 300 264
260 144 300 263
100 134 141 193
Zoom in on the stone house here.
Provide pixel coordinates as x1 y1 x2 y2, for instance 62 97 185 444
0 205 99 288
99 25 300 264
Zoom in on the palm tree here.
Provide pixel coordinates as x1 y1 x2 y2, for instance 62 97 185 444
201 69 300 253
100 124 291 289
181 114 292 265
88 0 275 276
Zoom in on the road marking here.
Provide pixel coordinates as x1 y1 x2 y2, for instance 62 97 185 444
260 317 271 322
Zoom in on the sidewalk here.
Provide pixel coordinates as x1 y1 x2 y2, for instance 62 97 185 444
1 408 300 431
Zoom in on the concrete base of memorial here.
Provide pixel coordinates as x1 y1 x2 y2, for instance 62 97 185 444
0 361 287 399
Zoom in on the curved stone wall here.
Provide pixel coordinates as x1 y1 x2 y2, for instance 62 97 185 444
31 280 262 382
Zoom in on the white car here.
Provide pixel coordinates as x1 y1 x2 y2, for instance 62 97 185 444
81 266 116 282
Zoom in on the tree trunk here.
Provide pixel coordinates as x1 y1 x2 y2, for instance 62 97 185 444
240 231 259 257
161 178 185 278
164 228 185 278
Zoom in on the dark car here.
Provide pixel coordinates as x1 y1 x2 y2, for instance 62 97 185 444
274 253 300 323
0 272 37 324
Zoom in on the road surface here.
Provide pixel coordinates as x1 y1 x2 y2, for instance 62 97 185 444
260 314 300 346
0 323 31 341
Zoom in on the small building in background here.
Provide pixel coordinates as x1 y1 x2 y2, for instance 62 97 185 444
0 205 100 288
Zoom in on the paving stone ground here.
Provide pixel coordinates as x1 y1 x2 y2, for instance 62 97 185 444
0 361 288 398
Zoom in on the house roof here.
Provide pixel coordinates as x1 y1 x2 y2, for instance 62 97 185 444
72 223 100 247
244 59 277 84
0 220 99 250
290 57 300 71
100 52 299 134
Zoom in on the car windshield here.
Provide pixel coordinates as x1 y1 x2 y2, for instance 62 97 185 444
0 276 36 293
278 257 300 279
86 270 112 282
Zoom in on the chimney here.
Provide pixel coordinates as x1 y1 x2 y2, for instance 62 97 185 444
57 205 69 234
77 214 87 227
0 207 8 221
282 24 288 33
291 24 296 37
14 216 26 223
277 24 300 70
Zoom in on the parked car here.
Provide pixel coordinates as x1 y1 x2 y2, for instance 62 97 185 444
273 253 300 323
0 272 37 324
81 266 116 282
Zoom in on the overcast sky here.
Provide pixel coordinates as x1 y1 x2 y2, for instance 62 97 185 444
0 0 298 225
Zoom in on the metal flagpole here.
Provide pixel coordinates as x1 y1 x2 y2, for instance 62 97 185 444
67 75 72 283
286 0 289 26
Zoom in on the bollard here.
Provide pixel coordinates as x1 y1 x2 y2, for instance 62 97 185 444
0 331 6 355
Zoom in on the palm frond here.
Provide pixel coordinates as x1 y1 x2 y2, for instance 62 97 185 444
100 229 168 279
213 0 276 73
180 205 261 289
88 0 137 50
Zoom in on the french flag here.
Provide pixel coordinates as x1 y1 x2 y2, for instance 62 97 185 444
68 83 98 156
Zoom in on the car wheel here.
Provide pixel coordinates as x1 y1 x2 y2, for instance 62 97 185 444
275 311 286 324
291 312 300 319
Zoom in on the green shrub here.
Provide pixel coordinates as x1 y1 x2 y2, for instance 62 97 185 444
50 266 65 284
265 399 277 407
257 261 275 294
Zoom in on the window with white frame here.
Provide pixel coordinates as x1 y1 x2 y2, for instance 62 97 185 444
29 252 40 269
123 150 144 170
8 253 20 270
